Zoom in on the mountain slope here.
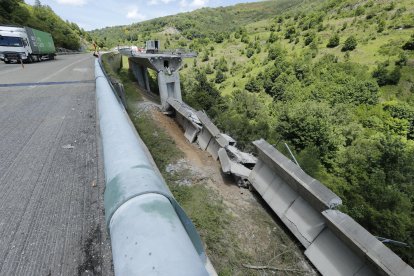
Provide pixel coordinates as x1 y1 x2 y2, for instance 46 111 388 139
89 0 321 47
0 0 88 50
96 0 414 266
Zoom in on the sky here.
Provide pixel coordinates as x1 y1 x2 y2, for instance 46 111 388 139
25 0 261 31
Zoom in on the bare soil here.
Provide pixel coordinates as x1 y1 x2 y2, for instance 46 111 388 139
150 107 317 275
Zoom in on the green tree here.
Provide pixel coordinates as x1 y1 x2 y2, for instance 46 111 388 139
268 43 285 61
342 36 357 51
215 70 225 84
377 20 386 33
215 33 224 43
275 101 341 165
355 6 365 16
216 90 271 150
284 26 296 39
246 48 254 58
245 77 261 92
304 34 314 46
182 69 221 117
402 33 414 50
327 34 340 48
268 31 277 43
202 51 209 62
205 63 214 74
372 63 401 86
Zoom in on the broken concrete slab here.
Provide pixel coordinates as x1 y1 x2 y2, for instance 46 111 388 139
252 139 342 212
218 148 231 174
322 210 414 276
226 145 257 166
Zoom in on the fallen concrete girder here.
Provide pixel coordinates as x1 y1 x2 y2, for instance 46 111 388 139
167 98 201 143
249 139 413 276
218 148 252 187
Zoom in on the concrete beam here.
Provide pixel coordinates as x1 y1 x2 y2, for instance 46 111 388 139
321 210 414 276
167 98 201 143
196 111 228 159
249 139 342 248
250 138 413 275
252 139 342 211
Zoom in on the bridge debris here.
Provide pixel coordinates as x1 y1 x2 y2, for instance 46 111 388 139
165 101 257 189
218 148 252 188
250 139 413 276
167 98 201 143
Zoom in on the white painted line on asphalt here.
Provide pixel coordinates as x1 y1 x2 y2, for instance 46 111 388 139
0 67 22 76
29 55 92 89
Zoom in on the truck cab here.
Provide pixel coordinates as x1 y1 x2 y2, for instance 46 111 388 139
0 26 31 63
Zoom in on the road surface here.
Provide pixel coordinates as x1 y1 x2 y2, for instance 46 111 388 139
0 54 113 276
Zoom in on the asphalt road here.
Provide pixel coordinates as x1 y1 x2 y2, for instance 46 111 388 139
0 54 113 276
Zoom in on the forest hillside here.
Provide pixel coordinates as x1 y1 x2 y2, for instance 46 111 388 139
0 0 88 50
93 0 414 265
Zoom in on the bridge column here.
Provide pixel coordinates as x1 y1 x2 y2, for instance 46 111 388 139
157 70 182 111
144 68 151 91
128 55 187 111
129 60 151 92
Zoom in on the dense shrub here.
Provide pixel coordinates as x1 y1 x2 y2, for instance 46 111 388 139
327 34 340 48
342 35 357 51
372 63 401 86
402 34 414 50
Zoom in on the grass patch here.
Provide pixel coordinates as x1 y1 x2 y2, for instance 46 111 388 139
170 183 254 275
132 113 183 170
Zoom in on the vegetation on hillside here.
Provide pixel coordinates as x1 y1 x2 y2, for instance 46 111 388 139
89 0 323 48
0 0 88 49
95 0 414 266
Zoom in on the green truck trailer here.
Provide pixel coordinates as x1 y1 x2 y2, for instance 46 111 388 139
0 25 56 63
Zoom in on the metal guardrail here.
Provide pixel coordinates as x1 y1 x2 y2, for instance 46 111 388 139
95 59 211 276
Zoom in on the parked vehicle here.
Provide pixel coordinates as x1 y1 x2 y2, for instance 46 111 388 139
0 26 56 64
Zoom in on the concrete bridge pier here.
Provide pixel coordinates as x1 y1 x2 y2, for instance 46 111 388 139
129 61 151 92
157 70 182 108
128 54 184 111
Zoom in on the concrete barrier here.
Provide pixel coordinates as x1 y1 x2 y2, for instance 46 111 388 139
249 139 341 248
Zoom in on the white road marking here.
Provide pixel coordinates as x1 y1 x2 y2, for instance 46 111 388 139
29 56 92 89
0 67 22 76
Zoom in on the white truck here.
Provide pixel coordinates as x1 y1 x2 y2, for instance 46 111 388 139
0 25 56 64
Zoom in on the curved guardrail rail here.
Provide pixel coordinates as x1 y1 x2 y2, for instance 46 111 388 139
95 59 210 276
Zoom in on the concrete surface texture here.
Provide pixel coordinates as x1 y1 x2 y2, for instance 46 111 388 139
0 54 113 276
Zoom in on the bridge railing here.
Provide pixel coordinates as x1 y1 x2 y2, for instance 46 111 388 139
95 58 214 276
